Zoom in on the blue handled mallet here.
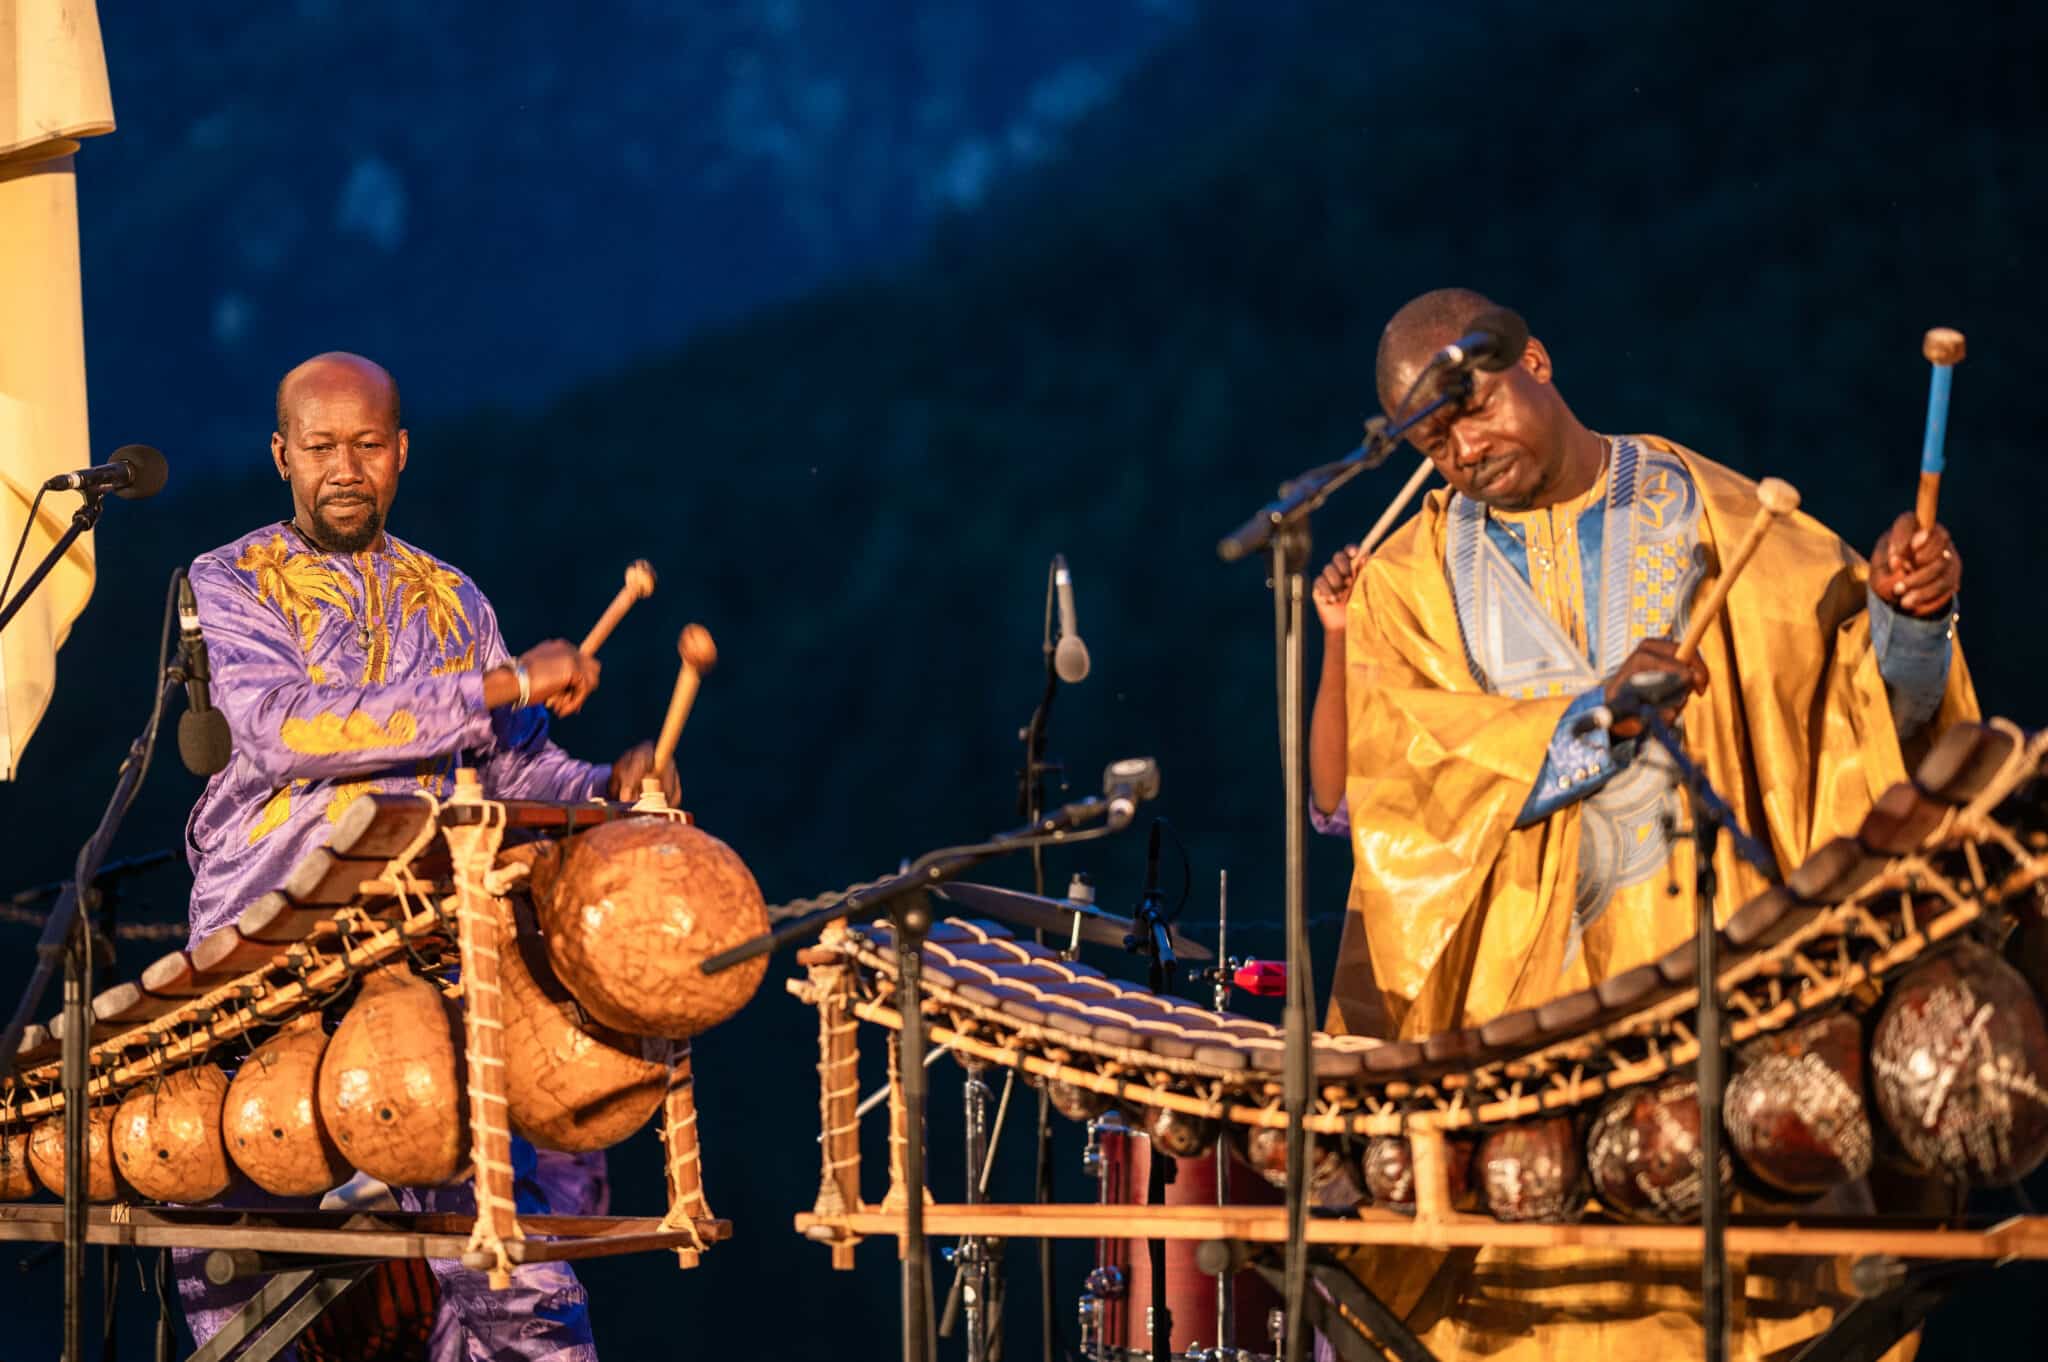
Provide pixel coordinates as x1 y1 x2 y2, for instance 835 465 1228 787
1916 327 1966 532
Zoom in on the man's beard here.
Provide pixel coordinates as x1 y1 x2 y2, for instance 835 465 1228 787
309 498 383 552
1472 452 1551 512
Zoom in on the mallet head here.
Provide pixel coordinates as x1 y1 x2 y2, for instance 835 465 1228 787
1756 477 1801 516
680 624 718 673
624 560 657 600
1922 328 1966 367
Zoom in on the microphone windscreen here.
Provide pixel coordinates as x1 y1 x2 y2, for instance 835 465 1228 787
179 709 233 776
112 445 169 500
1054 635 1091 684
1105 756 1161 801
1470 309 1530 372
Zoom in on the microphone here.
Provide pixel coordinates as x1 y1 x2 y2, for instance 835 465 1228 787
42 445 168 501
1052 553 1090 683
1431 308 1530 376
1103 756 1161 831
175 574 233 775
1028 758 1161 835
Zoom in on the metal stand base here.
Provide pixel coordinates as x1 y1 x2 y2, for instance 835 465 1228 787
186 1259 376 1362
1236 1247 1439 1362
1789 1259 1985 1362
1240 1249 1983 1362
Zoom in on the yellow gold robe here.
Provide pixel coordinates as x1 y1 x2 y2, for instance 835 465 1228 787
1328 439 1977 1361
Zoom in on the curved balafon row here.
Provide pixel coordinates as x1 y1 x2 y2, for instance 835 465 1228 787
0 781 769 1273
799 719 2048 1227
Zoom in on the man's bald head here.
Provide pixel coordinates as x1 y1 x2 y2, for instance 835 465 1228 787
275 352 401 438
270 352 409 553
1374 288 1500 414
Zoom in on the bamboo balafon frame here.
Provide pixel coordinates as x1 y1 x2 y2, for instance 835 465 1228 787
0 779 729 1272
790 719 2048 1260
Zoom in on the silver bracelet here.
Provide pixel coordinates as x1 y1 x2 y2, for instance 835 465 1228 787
514 661 532 709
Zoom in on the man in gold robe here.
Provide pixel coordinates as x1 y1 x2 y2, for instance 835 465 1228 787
1305 288 1974 1360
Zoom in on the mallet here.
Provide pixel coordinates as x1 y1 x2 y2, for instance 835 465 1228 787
1916 328 1966 532
1360 457 1438 556
1315 457 1435 603
579 559 657 656
640 624 718 807
1674 477 1801 664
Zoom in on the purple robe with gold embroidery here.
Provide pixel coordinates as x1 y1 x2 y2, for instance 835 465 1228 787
185 521 608 942
182 521 606 1360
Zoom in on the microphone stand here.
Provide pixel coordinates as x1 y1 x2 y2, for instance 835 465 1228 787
1215 382 1468 1362
5 849 181 911
0 572 184 1362
703 803 1135 1362
1118 819 1179 1361
1607 690 1778 1362
1016 562 1066 1362
0 488 108 636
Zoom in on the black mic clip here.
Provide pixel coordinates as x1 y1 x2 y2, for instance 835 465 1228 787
1616 669 1688 713
1570 670 1689 739
1124 818 1178 981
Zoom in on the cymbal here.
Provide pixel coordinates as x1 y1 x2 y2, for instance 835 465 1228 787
934 882 1214 962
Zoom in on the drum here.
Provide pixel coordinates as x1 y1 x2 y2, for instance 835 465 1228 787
1476 1116 1584 1222
318 963 466 1187
0 1127 36 1201
112 1063 233 1204
296 1257 439 1362
1723 1012 1872 1199
531 818 770 1040
225 1012 351 1198
1586 1078 1728 1223
1081 1114 1280 1361
497 895 667 1152
29 1107 120 1202
1870 940 2048 1184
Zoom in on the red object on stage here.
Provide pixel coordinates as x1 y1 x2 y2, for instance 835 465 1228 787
1091 1119 1281 1355
297 1258 439 1362
1232 960 1287 998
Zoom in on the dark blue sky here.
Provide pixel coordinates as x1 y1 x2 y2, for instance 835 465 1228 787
75 0 1193 472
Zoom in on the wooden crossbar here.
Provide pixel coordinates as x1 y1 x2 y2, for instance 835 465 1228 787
793 1204 2048 1260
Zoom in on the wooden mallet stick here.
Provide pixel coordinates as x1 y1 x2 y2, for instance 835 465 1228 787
580 560 657 656
1916 328 1966 532
648 625 718 801
1360 457 1437 556
1674 477 1800 664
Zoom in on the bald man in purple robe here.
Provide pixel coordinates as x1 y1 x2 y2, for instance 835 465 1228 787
179 352 676 1359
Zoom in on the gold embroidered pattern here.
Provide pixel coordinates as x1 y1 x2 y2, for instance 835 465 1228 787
280 709 420 754
390 542 471 657
430 640 478 676
236 535 359 651
247 780 308 845
415 757 451 797
325 781 376 822
354 552 392 686
1489 454 1609 657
